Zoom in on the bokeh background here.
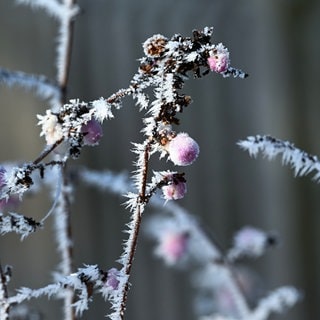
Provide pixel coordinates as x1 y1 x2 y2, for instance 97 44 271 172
1 0 320 319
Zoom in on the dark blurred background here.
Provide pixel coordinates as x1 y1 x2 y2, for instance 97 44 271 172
1 0 320 319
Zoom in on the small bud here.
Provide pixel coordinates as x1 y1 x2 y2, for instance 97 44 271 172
168 133 199 166
161 173 187 200
143 34 168 58
106 268 120 290
162 181 187 201
208 43 230 73
81 119 103 146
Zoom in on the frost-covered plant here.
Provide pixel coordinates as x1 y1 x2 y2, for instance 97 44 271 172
0 1 300 320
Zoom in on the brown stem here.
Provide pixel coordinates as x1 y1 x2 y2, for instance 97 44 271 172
33 138 64 165
120 205 143 320
119 142 151 319
106 87 133 105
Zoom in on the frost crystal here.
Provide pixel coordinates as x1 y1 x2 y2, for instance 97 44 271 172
92 98 114 122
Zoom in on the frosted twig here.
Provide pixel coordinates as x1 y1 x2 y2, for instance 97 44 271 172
53 1 78 319
238 135 320 181
8 265 108 316
250 286 301 320
32 138 64 165
0 262 10 320
79 169 131 195
15 0 79 21
0 68 60 103
0 212 42 239
117 142 151 320
56 0 78 100
53 165 75 320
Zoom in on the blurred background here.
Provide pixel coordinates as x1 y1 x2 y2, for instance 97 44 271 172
1 0 320 319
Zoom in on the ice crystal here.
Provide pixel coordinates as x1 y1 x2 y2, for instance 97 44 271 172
0 68 60 103
92 98 114 122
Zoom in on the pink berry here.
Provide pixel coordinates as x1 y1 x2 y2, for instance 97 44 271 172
156 231 189 265
168 133 199 166
207 44 230 73
81 119 103 145
162 180 187 200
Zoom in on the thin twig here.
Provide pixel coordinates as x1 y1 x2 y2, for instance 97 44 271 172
57 0 77 102
55 1 77 319
33 138 64 164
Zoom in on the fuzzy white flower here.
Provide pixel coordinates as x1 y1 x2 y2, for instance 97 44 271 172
37 110 63 145
228 226 273 260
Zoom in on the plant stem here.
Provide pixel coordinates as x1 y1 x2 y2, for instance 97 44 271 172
56 1 77 319
58 0 77 102
119 142 151 319
54 164 75 320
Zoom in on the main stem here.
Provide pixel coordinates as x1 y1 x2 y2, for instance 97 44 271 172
119 143 151 319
